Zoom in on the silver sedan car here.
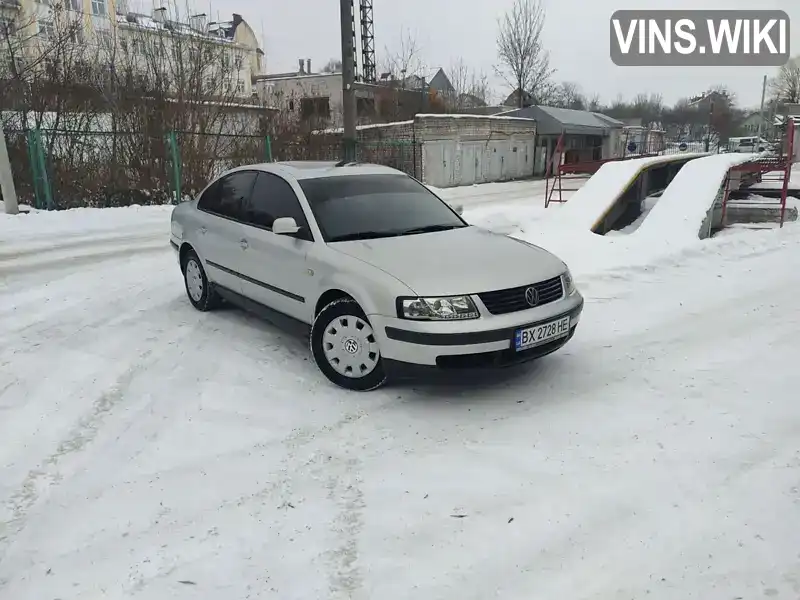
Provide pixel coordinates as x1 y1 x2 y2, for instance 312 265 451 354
170 161 584 391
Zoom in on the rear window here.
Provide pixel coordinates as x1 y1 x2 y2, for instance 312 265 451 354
298 173 466 242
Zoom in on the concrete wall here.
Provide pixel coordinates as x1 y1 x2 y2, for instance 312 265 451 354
355 115 537 187
260 74 343 121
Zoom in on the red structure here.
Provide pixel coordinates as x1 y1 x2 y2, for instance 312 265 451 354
544 132 661 208
720 118 796 229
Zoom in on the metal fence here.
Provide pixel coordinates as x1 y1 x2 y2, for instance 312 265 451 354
5 128 421 210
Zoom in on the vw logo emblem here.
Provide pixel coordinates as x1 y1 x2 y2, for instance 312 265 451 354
524 286 539 307
343 338 360 354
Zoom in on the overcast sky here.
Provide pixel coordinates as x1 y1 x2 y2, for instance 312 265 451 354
204 0 798 108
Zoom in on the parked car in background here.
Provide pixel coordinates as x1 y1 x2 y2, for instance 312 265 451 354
170 162 584 391
729 136 770 153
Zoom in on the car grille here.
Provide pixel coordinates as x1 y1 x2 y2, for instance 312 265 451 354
477 276 564 315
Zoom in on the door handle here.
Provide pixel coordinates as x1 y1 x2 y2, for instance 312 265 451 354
240 238 249 250
199 226 207 235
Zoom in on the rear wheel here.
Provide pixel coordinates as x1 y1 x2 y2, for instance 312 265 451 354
310 298 387 391
182 249 221 311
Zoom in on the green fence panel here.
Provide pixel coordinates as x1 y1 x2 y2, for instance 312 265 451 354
26 129 54 210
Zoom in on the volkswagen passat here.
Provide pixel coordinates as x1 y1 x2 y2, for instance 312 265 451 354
170 161 583 391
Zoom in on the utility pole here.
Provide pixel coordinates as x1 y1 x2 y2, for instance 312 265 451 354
705 98 715 153
339 0 357 162
757 74 767 139
0 128 19 215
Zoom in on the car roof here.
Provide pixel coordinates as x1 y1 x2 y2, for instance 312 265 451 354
226 161 406 181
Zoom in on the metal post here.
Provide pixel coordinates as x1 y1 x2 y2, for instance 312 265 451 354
265 135 273 162
705 100 714 153
779 118 794 228
31 129 53 210
339 0 357 162
757 74 767 139
0 127 19 214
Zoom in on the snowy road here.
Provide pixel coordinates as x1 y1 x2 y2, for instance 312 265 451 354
2 189 800 599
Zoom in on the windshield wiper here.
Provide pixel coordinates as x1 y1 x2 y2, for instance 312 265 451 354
327 230 404 242
394 224 467 236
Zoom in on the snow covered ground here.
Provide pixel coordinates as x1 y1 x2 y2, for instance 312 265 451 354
2 180 800 600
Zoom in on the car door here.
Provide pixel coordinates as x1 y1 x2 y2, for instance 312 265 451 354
237 171 317 322
194 170 257 294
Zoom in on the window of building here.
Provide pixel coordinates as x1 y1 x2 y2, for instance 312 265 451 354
236 79 245 94
38 20 56 40
91 0 106 16
69 0 82 11
300 97 330 120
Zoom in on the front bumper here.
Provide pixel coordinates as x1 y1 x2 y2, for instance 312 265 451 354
370 292 584 372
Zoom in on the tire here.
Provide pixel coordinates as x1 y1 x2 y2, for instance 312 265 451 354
182 249 221 312
310 298 387 391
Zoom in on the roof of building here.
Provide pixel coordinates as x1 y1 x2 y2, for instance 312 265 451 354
115 11 258 50
256 72 340 82
429 68 454 94
498 105 624 135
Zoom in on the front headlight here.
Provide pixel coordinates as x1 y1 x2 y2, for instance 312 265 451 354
562 269 577 295
398 295 480 320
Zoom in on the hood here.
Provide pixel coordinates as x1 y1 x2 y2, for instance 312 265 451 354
330 226 566 296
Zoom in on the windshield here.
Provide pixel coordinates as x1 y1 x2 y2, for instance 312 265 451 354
298 173 467 242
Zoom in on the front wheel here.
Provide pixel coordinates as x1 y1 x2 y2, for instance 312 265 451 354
310 298 387 391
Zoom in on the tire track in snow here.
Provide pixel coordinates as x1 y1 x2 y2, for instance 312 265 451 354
0 230 166 262
0 235 169 279
0 321 190 557
324 453 365 599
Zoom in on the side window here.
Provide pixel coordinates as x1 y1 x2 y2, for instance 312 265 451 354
197 180 220 213
216 171 257 220
244 172 313 241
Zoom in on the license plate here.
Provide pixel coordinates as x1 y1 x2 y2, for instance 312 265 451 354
514 316 570 351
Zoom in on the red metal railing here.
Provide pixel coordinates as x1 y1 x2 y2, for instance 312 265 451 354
720 118 795 229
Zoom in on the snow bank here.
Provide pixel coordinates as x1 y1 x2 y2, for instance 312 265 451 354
636 152 759 245
549 153 708 232
0 203 173 243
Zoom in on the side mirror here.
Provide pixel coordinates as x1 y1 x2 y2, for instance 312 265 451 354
272 216 301 235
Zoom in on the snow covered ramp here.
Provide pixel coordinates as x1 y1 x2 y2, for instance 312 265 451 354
636 152 760 243
550 153 707 233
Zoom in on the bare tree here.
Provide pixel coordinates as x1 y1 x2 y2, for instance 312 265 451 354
550 82 586 110
0 3 83 86
446 58 491 110
495 0 553 107
320 58 342 73
380 27 425 84
373 27 430 121
770 56 800 105
586 93 602 111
